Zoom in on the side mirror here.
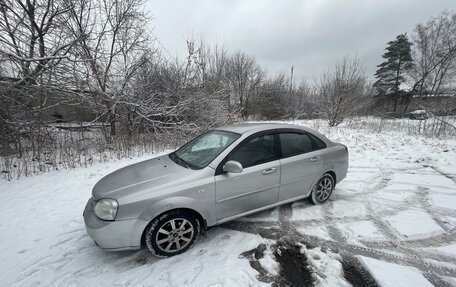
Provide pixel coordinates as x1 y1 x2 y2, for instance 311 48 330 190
223 160 243 173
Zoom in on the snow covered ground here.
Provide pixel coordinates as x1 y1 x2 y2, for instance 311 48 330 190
1 118 456 286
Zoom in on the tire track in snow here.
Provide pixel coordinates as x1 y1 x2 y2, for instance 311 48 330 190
225 165 456 285
428 165 456 184
224 222 456 277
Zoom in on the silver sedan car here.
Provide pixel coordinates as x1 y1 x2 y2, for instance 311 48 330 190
83 123 348 257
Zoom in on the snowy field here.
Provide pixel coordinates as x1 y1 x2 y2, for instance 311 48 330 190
1 119 456 286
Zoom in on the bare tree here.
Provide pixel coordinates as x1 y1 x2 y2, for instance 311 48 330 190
405 10 456 113
0 0 88 164
0 0 83 84
125 38 231 138
316 56 367 127
247 73 288 120
195 41 230 99
286 80 316 119
68 0 152 137
224 51 265 120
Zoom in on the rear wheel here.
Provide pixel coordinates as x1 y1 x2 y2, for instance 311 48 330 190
145 210 200 257
308 173 334 205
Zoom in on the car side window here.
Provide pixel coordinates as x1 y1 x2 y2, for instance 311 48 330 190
279 133 321 158
228 134 276 168
308 133 326 150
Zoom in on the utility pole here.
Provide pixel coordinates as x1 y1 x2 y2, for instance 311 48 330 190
290 66 294 92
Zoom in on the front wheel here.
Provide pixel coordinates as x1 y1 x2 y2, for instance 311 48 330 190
308 173 334 205
145 210 200 257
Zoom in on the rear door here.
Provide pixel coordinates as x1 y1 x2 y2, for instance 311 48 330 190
215 132 280 220
278 131 325 201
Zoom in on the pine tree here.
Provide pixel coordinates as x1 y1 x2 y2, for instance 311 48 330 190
374 34 414 112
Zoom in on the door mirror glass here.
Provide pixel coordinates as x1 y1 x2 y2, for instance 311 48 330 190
223 160 243 173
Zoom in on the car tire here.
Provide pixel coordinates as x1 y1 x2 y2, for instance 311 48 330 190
308 173 335 205
145 210 200 257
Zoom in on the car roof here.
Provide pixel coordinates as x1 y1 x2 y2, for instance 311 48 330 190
214 122 311 134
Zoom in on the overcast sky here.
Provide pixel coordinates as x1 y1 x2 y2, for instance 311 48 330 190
146 0 454 82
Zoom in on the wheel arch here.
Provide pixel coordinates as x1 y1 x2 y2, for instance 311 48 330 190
325 170 336 184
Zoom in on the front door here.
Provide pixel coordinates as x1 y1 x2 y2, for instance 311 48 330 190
215 133 280 220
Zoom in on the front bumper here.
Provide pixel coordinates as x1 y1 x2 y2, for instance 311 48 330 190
83 198 149 251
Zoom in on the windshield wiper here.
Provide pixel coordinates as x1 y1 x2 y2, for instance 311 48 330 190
170 152 192 169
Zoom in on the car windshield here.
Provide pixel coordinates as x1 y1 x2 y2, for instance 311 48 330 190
170 130 240 169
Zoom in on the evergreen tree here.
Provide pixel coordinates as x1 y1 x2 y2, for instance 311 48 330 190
374 34 414 112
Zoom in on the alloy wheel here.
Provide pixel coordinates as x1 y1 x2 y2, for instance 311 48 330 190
315 177 333 202
155 218 194 253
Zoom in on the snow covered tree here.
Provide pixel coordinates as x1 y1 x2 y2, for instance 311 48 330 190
0 0 83 85
374 34 414 112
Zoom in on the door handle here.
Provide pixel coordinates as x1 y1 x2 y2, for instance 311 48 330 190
310 156 320 162
262 167 277 175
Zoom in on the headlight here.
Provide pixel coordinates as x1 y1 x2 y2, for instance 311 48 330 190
94 199 119 221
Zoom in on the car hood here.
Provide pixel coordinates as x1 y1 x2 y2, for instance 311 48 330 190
92 154 190 200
